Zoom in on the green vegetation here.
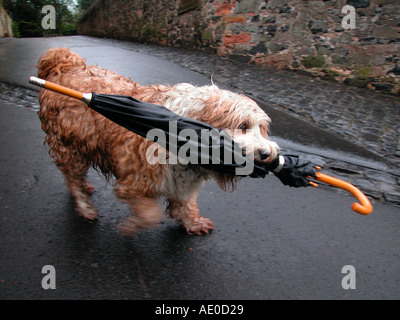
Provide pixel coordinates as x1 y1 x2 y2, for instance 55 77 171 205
2 0 95 37
301 55 326 69
357 66 372 79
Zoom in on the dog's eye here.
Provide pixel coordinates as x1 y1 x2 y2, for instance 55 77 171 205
238 122 248 132
239 122 249 134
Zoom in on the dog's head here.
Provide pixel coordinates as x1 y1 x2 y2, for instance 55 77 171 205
170 84 280 165
220 97 280 165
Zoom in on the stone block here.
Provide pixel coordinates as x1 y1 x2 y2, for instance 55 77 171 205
268 42 288 54
372 26 399 38
178 0 202 15
387 66 400 75
373 0 399 4
301 55 326 68
344 77 368 87
234 0 262 14
295 47 314 56
268 0 287 9
228 54 252 63
223 15 246 24
316 44 331 55
263 16 276 24
266 25 277 37
263 52 292 69
352 52 372 65
338 32 353 44
346 0 371 8
249 41 268 55
309 20 329 34
216 3 235 16
222 32 252 46
279 6 291 13
280 24 290 32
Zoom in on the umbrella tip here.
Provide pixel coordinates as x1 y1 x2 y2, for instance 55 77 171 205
29 76 46 88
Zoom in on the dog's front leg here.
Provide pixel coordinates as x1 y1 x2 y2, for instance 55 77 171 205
167 194 214 235
119 197 163 235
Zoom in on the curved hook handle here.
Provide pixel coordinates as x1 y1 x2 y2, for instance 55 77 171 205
314 172 373 215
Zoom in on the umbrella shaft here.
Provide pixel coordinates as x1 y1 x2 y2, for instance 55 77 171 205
29 76 92 104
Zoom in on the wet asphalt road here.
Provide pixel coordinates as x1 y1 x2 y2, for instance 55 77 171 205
0 36 399 300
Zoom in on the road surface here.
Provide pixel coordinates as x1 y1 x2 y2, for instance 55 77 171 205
0 36 399 300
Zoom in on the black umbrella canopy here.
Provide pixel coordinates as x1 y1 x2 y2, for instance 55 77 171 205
89 92 270 177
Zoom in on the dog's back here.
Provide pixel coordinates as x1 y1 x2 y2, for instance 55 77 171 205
37 48 146 175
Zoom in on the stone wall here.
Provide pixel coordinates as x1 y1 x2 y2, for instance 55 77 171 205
77 0 400 94
0 4 13 38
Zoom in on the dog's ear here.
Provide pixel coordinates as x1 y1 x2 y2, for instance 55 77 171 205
216 173 240 192
37 48 86 80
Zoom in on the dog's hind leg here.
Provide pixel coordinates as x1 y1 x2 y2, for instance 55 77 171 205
52 146 98 221
64 173 98 221
167 194 214 235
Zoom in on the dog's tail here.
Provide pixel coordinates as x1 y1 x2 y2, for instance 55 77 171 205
37 47 86 80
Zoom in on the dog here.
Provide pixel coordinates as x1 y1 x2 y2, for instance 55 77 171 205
37 47 280 235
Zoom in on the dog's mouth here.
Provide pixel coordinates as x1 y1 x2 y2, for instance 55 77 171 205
232 134 280 164
254 158 273 168
247 148 278 164
256 150 272 162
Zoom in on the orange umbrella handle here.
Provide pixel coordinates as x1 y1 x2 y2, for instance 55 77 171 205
315 172 373 215
29 77 92 104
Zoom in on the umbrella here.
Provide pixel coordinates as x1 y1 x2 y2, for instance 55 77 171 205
29 76 373 215
30 76 266 177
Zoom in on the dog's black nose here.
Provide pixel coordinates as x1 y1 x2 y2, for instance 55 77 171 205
259 151 270 160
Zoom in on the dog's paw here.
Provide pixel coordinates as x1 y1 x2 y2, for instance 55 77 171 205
118 216 154 236
80 210 99 223
84 182 95 195
186 217 214 235
119 222 139 236
77 202 98 222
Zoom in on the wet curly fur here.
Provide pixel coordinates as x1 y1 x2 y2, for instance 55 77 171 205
37 47 279 235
